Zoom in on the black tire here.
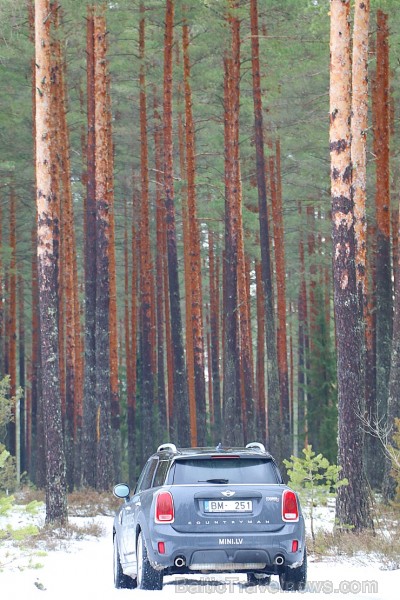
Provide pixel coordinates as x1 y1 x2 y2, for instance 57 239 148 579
279 548 307 592
247 573 271 586
136 532 163 590
113 535 137 589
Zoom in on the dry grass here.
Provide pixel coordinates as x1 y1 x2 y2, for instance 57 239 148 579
310 501 400 570
67 489 120 516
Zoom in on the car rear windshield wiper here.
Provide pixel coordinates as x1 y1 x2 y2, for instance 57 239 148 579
198 478 229 484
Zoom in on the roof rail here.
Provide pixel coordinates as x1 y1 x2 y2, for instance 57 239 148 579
157 443 178 453
245 442 266 452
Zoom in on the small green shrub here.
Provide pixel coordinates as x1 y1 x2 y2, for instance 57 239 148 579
284 445 348 549
0 494 14 516
25 500 44 515
9 524 39 541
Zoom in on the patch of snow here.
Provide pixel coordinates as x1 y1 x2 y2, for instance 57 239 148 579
0 506 398 600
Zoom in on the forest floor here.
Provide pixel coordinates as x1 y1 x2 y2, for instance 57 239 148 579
0 489 398 600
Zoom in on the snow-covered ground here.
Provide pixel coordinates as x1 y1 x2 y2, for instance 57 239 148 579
0 499 398 600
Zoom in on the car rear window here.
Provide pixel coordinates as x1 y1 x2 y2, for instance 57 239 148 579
172 458 278 484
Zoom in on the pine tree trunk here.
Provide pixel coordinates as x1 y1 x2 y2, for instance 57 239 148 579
163 0 190 445
94 9 112 490
208 231 221 441
255 261 266 441
139 3 156 457
82 6 97 488
330 0 371 530
352 0 370 308
182 13 207 445
297 205 308 450
153 91 168 438
107 75 121 483
55 30 77 492
249 0 280 458
237 184 255 442
18 275 26 474
35 0 67 524
129 184 139 483
222 7 243 446
7 187 17 457
179 108 197 447
373 11 392 489
270 146 291 457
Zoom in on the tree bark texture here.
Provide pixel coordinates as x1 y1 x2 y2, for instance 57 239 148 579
222 5 243 446
35 0 67 524
352 0 370 307
249 0 281 458
182 14 207 446
179 107 197 447
208 230 221 441
7 186 17 456
153 90 168 438
139 3 156 458
82 6 98 488
163 0 190 445
94 9 112 490
373 11 392 466
330 0 371 530
270 146 291 457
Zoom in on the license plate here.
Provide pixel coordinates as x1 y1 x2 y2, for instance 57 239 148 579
204 500 253 513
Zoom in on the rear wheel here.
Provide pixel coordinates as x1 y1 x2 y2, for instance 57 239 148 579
247 573 271 586
113 536 136 589
136 532 163 590
279 548 307 591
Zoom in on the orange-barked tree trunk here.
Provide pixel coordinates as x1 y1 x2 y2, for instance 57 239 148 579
330 0 371 530
82 5 98 488
222 1 243 445
94 8 112 490
35 0 67 524
182 12 207 445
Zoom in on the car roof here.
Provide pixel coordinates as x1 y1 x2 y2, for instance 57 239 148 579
154 443 274 461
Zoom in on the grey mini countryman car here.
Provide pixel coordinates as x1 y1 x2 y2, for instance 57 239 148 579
113 442 307 591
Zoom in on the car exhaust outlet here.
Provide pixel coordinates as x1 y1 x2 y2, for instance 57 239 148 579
174 556 186 567
274 554 285 566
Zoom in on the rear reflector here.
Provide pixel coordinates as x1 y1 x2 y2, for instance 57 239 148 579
155 491 174 523
282 490 299 522
292 540 299 552
158 541 166 554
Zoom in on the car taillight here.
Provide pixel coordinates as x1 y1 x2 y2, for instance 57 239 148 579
282 490 299 522
155 491 174 524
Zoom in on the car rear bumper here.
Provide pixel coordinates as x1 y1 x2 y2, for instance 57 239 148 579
146 521 305 574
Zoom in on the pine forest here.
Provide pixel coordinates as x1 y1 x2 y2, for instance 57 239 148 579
0 0 400 528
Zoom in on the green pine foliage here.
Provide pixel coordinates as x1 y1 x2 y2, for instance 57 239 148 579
284 445 347 548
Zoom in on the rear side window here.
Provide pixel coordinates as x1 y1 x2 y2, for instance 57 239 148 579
172 458 278 484
136 458 158 493
153 460 170 488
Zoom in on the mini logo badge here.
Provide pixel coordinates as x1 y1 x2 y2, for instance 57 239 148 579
265 496 280 502
221 490 236 497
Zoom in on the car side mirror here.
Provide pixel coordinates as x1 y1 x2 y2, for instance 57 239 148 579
113 483 131 501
